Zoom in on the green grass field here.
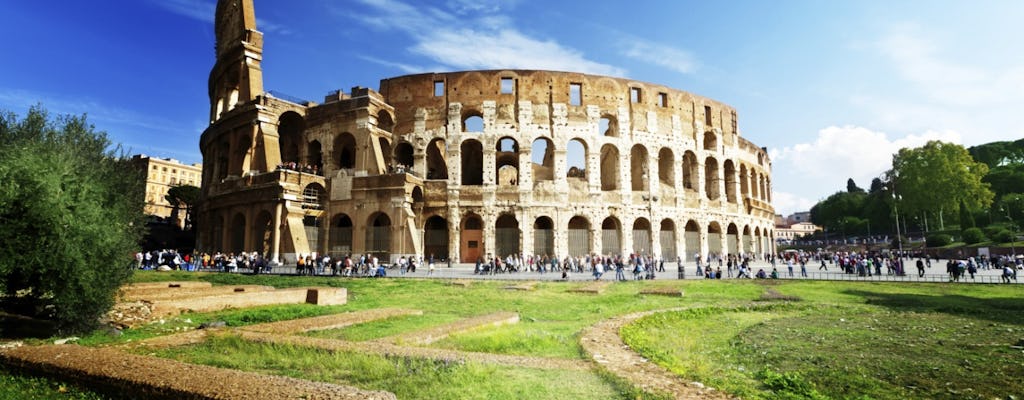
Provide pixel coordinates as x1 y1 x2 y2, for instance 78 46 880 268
3 272 1022 399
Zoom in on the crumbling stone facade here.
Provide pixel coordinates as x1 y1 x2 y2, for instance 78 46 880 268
197 0 776 264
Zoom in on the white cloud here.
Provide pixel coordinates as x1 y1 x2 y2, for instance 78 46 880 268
621 39 698 75
150 0 289 34
342 0 624 76
769 125 961 215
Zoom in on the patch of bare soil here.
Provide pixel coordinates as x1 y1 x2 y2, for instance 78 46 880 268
122 285 275 302
0 344 395 399
502 281 538 291
757 288 802 302
372 312 519 345
639 286 685 297
580 308 735 400
568 281 609 294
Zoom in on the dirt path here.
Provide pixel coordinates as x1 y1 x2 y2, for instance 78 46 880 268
371 311 519 345
580 308 734 400
243 308 422 334
0 344 395 399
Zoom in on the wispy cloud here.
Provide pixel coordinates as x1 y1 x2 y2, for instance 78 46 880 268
337 0 624 76
620 39 699 75
769 125 961 214
149 0 290 35
357 55 429 74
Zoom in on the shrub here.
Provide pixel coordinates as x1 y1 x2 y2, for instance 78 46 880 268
961 227 987 244
926 234 952 247
991 229 1015 244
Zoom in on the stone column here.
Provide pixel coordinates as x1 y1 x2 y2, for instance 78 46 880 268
448 209 461 263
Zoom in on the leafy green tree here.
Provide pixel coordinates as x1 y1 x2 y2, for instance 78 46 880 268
958 199 975 229
165 184 200 230
846 178 865 193
810 191 866 233
891 141 994 228
0 106 145 333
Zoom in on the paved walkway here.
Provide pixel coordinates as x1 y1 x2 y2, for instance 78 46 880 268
244 258 1020 284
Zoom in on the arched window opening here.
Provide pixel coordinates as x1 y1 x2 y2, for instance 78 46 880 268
302 183 325 210
566 139 587 181
231 213 246 253
463 114 484 132
724 160 737 203
630 144 648 191
684 220 700 261
303 215 322 254
704 157 720 200
461 140 483 185
658 148 675 188
426 138 448 179
496 137 519 186
366 213 392 261
600 115 618 137
682 151 698 190
531 138 555 181
567 216 591 257
334 132 357 170
703 131 717 151
330 214 353 254
423 216 449 261
601 217 621 255
600 144 620 191
394 142 414 171
278 112 304 164
632 218 652 255
461 214 483 262
660 219 677 260
494 214 520 258
376 110 394 132
533 216 554 256
307 140 322 174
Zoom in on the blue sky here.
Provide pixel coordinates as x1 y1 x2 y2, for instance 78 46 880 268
2 0 1022 215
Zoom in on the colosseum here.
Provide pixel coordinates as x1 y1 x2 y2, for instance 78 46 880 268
197 0 776 265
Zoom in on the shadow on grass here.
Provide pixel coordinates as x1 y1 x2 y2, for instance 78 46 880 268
844 289 1024 326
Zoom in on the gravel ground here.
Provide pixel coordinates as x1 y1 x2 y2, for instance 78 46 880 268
580 308 736 400
0 344 396 399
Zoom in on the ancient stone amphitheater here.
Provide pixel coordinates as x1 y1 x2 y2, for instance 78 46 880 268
197 0 776 265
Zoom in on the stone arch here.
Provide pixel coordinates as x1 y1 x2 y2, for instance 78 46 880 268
682 151 698 190
531 137 555 181
740 164 750 198
496 137 519 186
330 214 354 255
426 138 448 179
278 111 304 164
230 133 251 175
601 216 621 255
411 186 424 203
658 147 675 188
566 138 587 180
600 144 620 191
660 219 677 260
461 139 483 185
684 220 700 261
461 213 484 262
302 183 326 210
704 157 720 200
632 217 652 255
230 212 246 253
742 225 753 254
253 210 273 257
533 216 554 256
703 131 717 151
750 170 760 199
394 141 414 170
630 144 649 191
726 223 740 256
707 221 724 259
494 213 520 258
724 159 737 203
600 114 618 137
567 216 592 257
376 109 394 132
307 140 322 172
423 215 449 261
334 132 357 169
366 212 392 262
211 214 225 252
462 111 484 132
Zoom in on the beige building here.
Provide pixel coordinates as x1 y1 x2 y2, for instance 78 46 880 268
196 0 777 264
775 222 821 243
132 154 203 228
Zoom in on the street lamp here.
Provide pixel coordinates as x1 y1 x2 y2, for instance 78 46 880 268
1001 206 1017 257
893 193 904 259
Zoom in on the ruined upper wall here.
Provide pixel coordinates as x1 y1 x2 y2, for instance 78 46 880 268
379 70 737 140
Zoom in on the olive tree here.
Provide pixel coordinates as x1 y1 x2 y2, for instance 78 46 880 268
0 106 145 333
